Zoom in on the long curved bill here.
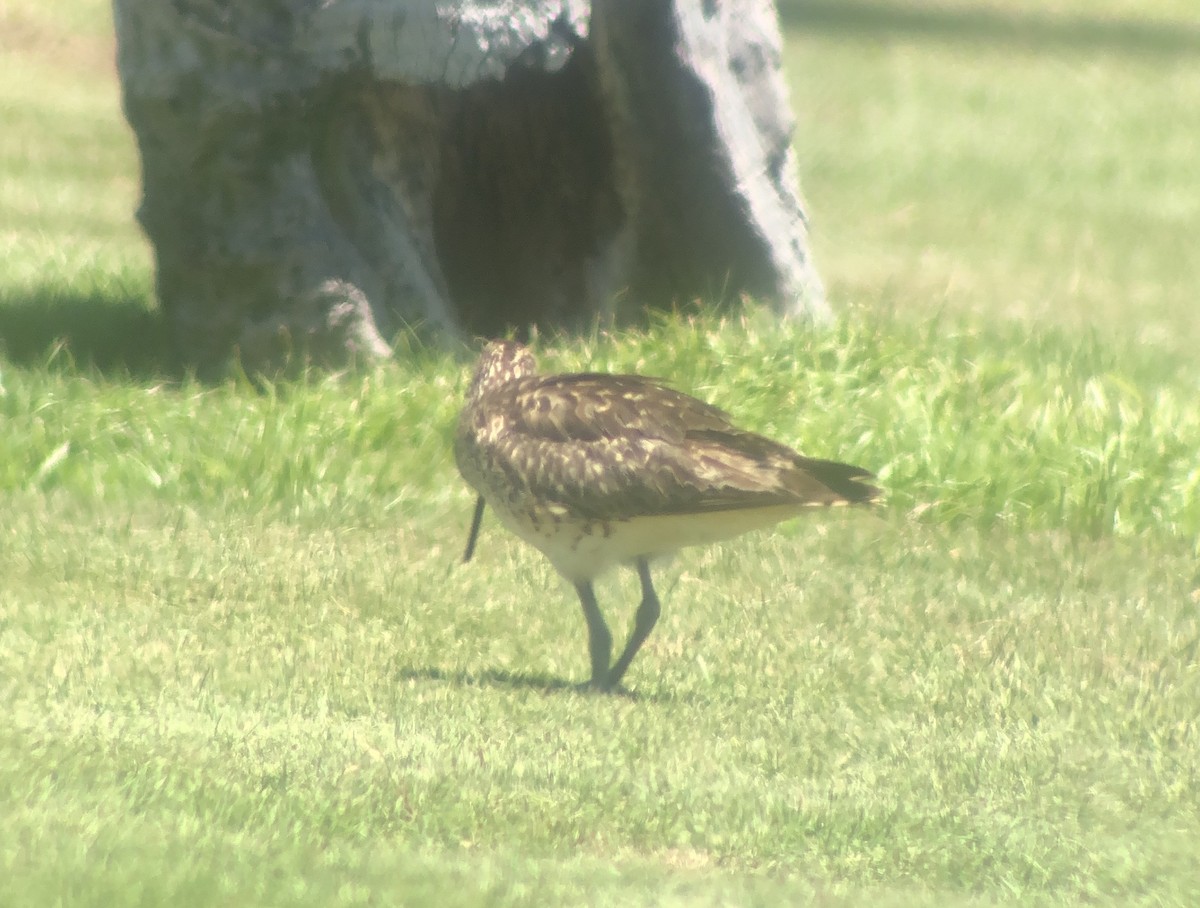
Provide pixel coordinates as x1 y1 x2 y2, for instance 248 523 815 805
462 495 486 563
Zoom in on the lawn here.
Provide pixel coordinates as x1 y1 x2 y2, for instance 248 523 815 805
2 2 1198 906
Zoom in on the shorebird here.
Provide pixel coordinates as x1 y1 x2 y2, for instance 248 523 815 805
454 340 879 692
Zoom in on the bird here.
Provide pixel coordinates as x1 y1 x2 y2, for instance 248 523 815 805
454 339 880 692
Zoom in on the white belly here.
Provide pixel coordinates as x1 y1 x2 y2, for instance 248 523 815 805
488 500 805 583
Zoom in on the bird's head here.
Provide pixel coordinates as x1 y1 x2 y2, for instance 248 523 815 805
465 340 538 405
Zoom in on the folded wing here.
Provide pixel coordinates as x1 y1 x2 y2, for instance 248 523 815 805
475 374 879 521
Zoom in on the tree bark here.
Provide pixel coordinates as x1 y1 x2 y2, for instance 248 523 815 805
114 0 827 370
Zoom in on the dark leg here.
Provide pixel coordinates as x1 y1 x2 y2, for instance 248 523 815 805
574 580 612 687
606 558 661 690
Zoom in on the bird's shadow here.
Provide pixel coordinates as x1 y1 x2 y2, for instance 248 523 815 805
395 665 677 703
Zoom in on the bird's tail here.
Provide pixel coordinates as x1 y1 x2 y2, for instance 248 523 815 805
796 457 881 504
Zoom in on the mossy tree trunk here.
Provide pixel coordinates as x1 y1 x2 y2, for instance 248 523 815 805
114 0 826 370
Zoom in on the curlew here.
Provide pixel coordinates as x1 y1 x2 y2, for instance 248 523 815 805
454 340 880 691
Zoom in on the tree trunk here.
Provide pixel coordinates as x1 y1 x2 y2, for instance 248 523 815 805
114 0 827 370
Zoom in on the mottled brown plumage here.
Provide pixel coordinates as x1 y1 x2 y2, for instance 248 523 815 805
455 340 879 691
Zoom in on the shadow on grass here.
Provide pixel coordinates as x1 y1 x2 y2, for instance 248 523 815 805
0 288 179 380
396 665 659 701
780 0 1200 58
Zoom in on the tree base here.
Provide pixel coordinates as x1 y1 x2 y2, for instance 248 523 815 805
115 0 826 370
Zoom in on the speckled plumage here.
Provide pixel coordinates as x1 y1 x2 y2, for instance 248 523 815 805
454 340 879 691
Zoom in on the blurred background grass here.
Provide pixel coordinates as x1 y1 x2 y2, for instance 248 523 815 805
782 0 1200 359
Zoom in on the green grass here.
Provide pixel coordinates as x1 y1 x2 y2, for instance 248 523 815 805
3 1 1200 905
783 0 1200 362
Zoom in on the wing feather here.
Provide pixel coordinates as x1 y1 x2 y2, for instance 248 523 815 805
463 374 878 521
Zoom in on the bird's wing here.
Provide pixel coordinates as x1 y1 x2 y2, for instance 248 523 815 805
473 374 876 520
508 373 735 444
